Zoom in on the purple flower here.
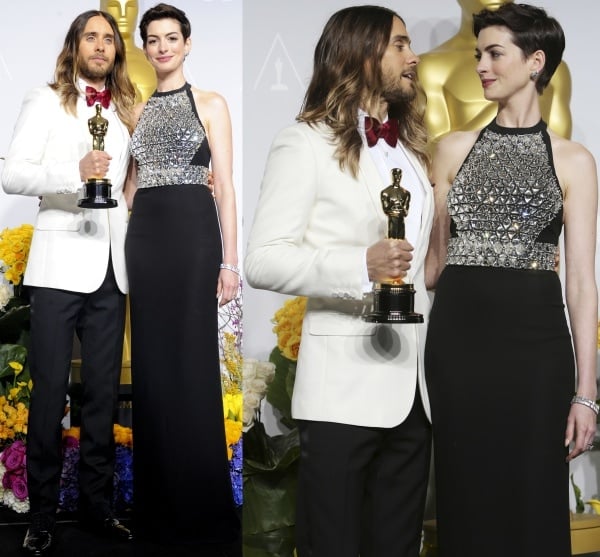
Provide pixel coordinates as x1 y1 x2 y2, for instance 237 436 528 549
229 439 243 507
1 440 26 471
113 446 133 511
58 440 80 512
11 476 28 500
62 436 79 449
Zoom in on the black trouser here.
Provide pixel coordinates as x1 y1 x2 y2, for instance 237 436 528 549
295 388 431 557
26 261 125 518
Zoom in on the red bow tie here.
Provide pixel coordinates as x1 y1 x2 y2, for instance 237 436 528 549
364 116 399 148
85 86 111 109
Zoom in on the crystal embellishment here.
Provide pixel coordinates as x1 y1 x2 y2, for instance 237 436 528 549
131 85 209 189
446 124 562 271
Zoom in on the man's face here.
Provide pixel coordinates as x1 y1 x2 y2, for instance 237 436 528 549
77 15 117 86
380 16 419 103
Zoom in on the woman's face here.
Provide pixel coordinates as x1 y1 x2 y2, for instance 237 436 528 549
475 25 535 103
143 18 190 74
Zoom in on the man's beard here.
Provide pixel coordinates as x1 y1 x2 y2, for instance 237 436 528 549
382 79 417 105
78 57 114 82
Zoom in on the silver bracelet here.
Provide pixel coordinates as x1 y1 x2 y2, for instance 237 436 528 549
571 395 599 415
220 263 240 275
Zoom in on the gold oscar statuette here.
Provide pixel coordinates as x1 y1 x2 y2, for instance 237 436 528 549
78 103 118 209
364 168 423 324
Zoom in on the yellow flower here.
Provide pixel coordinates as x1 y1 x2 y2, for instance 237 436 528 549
271 296 307 362
587 499 600 514
223 393 243 422
224 418 242 458
8 361 23 375
62 427 81 440
221 332 243 395
0 224 33 285
283 334 302 361
113 424 133 447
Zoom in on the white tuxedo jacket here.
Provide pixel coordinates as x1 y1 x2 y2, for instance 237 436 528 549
2 86 130 294
245 122 434 427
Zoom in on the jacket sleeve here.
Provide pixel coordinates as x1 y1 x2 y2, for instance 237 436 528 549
2 87 82 197
245 124 366 299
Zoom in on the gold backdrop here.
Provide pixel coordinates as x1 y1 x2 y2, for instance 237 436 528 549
418 0 572 143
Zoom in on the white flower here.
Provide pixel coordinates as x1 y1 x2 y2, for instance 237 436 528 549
0 281 13 311
3 489 29 513
242 359 277 429
0 463 6 499
255 360 276 383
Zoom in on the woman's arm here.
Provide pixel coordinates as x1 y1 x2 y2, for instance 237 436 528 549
557 137 599 461
196 90 238 306
425 131 477 289
123 103 145 210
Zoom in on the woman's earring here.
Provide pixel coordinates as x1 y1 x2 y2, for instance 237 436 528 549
530 70 539 80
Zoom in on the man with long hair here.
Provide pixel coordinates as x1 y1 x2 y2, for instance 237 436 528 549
2 10 135 555
246 6 433 556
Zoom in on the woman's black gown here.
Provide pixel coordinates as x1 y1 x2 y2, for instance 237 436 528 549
425 120 574 557
125 83 240 547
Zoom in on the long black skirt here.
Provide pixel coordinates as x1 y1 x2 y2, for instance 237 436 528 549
425 265 573 557
125 184 240 546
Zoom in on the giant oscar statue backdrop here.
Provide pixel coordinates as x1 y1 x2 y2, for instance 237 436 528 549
101 0 157 103
99 0 156 373
73 1 155 401
417 0 572 143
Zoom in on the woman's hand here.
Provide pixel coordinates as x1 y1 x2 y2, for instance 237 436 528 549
217 266 240 306
565 402 597 461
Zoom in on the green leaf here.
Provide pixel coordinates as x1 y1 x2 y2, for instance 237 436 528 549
266 347 296 426
243 526 296 557
0 344 28 379
243 422 300 535
243 422 300 473
571 473 585 514
0 304 30 344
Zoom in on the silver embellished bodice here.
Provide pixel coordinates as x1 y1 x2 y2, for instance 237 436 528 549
446 120 562 271
131 83 209 188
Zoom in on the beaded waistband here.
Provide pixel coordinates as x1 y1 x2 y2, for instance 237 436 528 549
446 234 558 271
137 166 209 189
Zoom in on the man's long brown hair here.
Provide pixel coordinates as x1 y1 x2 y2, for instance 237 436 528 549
50 10 136 132
298 5 430 177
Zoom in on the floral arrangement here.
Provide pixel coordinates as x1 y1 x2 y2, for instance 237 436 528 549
243 296 307 557
0 425 134 515
272 297 306 362
219 294 244 506
0 223 245 512
0 224 33 296
242 359 275 430
0 439 28 512
265 297 306 429
0 360 31 443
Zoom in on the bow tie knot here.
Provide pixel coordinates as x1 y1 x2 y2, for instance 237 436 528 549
85 86 111 109
364 116 399 148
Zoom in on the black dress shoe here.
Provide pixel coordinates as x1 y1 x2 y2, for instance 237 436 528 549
97 518 133 541
22 513 55 556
